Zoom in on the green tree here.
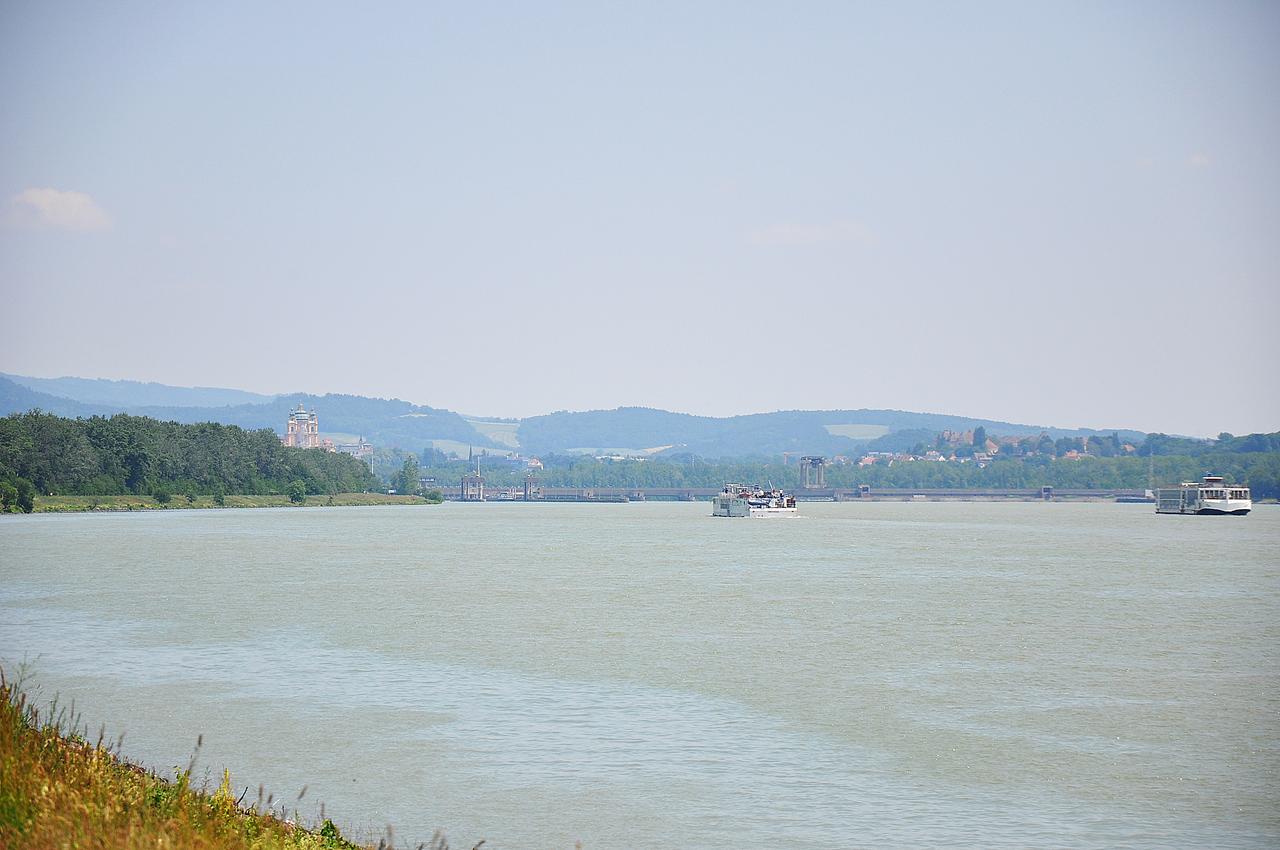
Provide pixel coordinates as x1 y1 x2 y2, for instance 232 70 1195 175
395 456 421 495
287 480 307 504
0 481 16 512
0 410 378 498
151 484 172 504
15 478 35 513
972 426 987 448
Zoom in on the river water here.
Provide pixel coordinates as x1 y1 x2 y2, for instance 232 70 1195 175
1 502 1276 848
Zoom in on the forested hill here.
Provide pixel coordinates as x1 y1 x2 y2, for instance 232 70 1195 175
0 377 498 452
0 373 1207 460
0 375 108 419
0 411 377 501
516 407 1147 458
0 373 275 408
122 393 491 450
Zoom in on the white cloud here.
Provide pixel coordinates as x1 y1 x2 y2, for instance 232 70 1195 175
751 219 874 247
9 187 111 231
1187 152 1211 168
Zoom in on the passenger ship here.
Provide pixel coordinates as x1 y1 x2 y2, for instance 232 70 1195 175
1155 475 1251 515
711 484 798 517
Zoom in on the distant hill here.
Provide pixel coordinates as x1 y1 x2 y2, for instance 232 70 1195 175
0 376 111 419
0 376 497 452
516 407 1147 458
125 393 495 450
1 373 276 408
0 373 1153 458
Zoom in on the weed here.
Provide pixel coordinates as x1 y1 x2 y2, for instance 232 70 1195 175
0 667 450 850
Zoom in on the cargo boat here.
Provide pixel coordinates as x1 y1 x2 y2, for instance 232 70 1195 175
1155 475 1251 515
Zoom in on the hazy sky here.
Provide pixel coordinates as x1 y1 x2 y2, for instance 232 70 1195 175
2 2 1277 436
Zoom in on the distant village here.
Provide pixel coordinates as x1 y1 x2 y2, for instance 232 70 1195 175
829 428 1140 471
549 428 1140 469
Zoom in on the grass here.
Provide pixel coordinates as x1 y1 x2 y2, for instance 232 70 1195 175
462 420 522 449
822 423 891 440
0 670 467 850
33 493 437 513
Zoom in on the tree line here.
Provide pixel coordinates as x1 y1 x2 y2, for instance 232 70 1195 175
379 436 1280 500
822 453 1280 496
0 411 378 511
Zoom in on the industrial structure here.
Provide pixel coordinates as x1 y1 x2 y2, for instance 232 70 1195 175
460 454 485 501
800 456 827 489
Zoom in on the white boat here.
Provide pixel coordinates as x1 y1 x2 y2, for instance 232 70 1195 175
711 484 798 517
1155 475 1251 515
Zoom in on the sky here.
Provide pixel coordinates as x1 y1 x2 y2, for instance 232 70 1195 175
1 1 1277 436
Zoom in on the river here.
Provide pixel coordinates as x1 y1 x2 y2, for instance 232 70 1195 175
1 501 1276 848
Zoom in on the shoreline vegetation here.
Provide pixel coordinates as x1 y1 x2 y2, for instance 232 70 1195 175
3 409 1277 515
29 492 444 513
0 672 458 849
0 411 451 514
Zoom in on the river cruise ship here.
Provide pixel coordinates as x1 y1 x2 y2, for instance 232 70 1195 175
1155 475 1251 515
712 484 798 517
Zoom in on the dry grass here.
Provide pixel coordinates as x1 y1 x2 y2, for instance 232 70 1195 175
0 671 464 850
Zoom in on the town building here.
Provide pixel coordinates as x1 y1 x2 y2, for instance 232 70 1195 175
335 437 374 465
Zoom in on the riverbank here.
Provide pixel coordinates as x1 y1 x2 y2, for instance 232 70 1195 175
31 493 441 513
0 674 390 850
